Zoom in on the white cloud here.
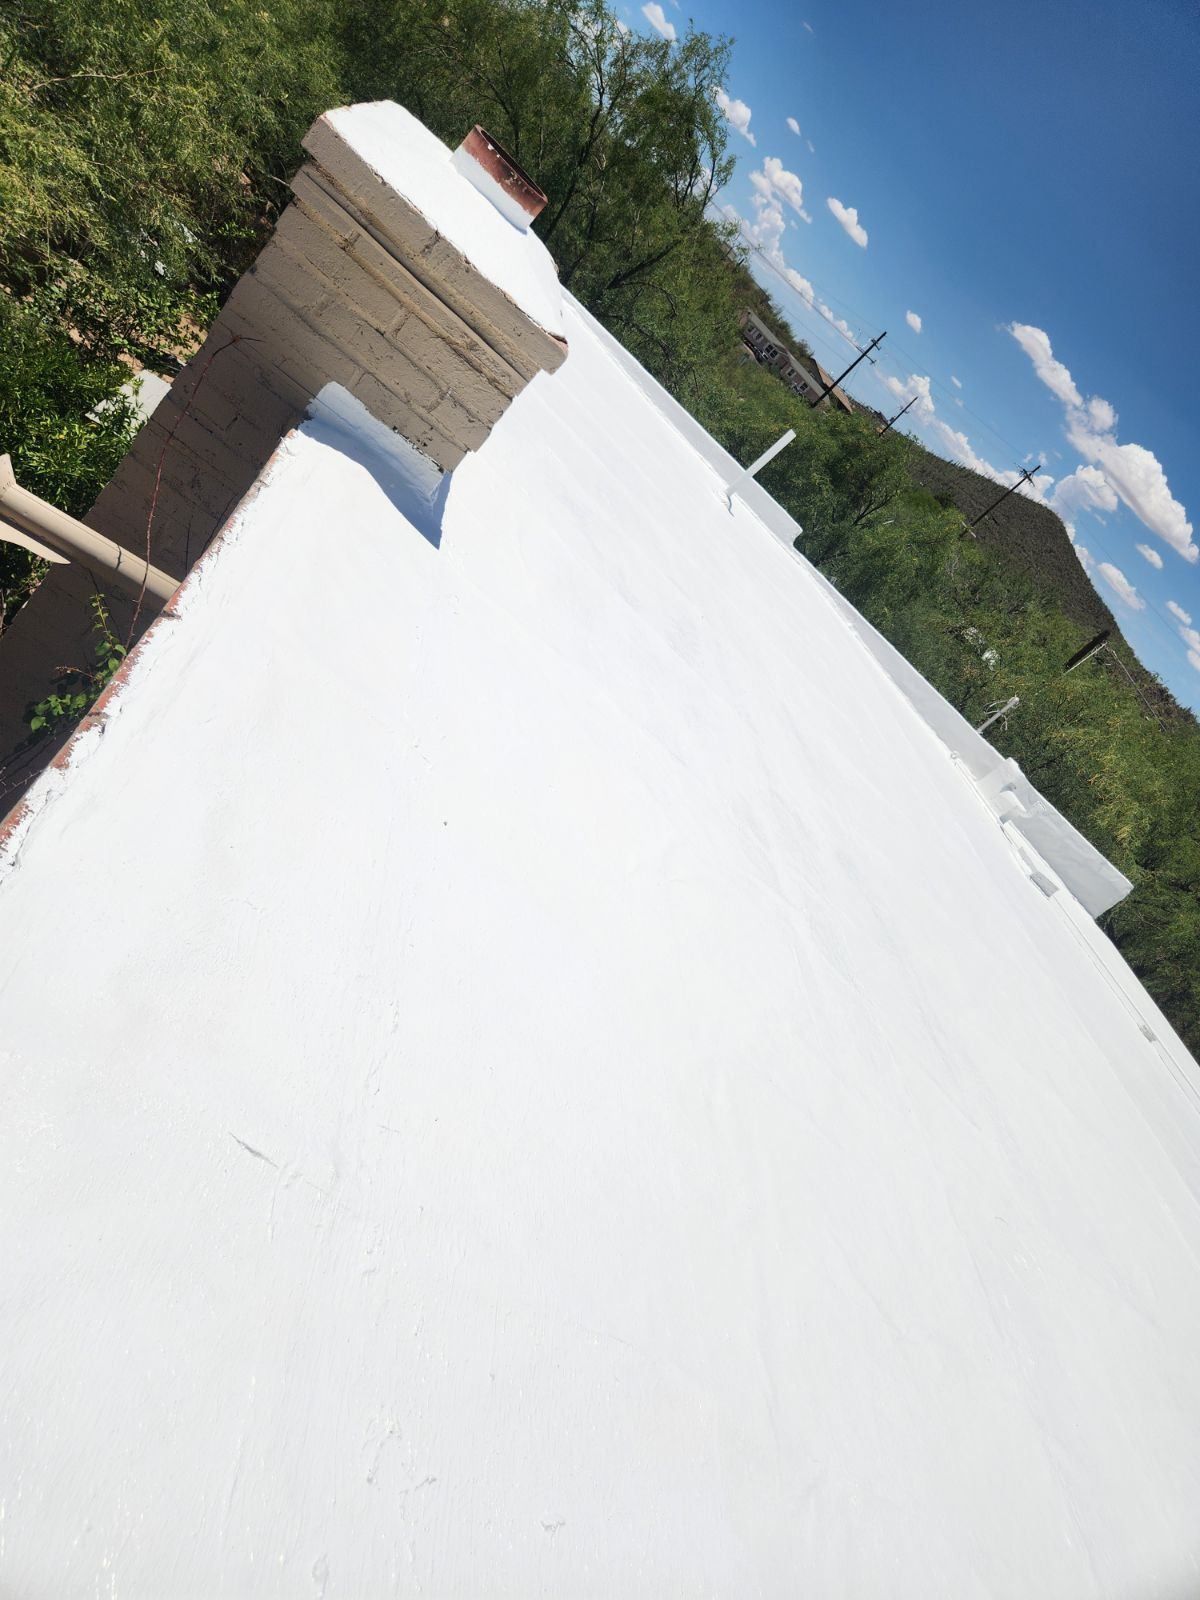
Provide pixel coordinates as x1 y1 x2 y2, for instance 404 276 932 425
1065 521 1095 574
729 192 858 348
749 156 805 215
784 266 816 304
786 116 801 136
1136 543 1164 570
1173 617 1200 672
714 86 753 142
1146 594 1200 675
1065 407 1197 564
951 375 962 388
1086 395 1116 432
615 16 629 31
1008 323 1196 564
1008 323 1082 408
1048 464 1118 534
742 194 785 258
881 371 935 421
806 138 815 153
930 420 1006 480
905 310 922 335
1096 561 1145 611
641 2 675 39
872 366 1054 503
827 196 867 247
802 19 814 31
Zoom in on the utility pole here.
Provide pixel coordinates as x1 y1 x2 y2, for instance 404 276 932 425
877 395 916 436
1073 641 1165 731
968 464 1041 530
1062 630 1110 675
810 333 886 408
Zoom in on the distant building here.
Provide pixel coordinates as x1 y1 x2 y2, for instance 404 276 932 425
737 310 855 412
814 361 856 416
738 310 817 398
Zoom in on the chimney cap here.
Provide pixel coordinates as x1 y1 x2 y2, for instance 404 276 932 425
454 126 548 229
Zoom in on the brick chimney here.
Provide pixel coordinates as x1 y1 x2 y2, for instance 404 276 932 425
0 103 566 776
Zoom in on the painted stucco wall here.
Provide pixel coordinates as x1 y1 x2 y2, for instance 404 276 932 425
1 299 1198 1596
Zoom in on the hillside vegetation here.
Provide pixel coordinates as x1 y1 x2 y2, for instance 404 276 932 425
1 0 1198 1052
903 445 1116 633
894 436 1195 729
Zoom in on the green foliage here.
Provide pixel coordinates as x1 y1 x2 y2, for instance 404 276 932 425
905 443 1116 636
0 294 138 513
339 0 737 384
26 593 126 734
0 0 343 363
0 293 139 628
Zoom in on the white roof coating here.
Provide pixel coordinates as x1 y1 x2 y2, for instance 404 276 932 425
2 298 1200 1598
323 101 565 339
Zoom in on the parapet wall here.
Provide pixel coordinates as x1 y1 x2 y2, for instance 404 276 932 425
578 301 1132 919
89 106 567 579
0 102 566 791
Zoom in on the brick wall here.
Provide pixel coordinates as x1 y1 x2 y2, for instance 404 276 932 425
0 106 566 796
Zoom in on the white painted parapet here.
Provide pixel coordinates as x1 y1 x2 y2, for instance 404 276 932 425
0 101 569 776
88 101 567 580
576 301 1133 919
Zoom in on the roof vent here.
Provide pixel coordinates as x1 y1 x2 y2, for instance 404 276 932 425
451 126 548 230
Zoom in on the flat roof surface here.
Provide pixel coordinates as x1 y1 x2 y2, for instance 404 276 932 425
2 298 1199 1596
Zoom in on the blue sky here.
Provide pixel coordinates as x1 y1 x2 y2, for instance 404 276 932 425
632 0 1200 708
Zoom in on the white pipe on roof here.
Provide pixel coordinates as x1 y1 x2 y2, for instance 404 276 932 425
724 429 796 507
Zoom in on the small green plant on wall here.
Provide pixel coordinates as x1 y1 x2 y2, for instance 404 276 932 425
27 593 126 735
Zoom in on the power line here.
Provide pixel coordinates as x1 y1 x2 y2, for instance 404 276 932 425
877 395 917 435
810 333 886 407
717 212 867 361
734 226 1042 486
1045 514 1200 671
757 260 1039 464
728 220 1045 498
870 342 1036 470
967 464 1042 531
723 208 1045 470
715 203 1200 697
